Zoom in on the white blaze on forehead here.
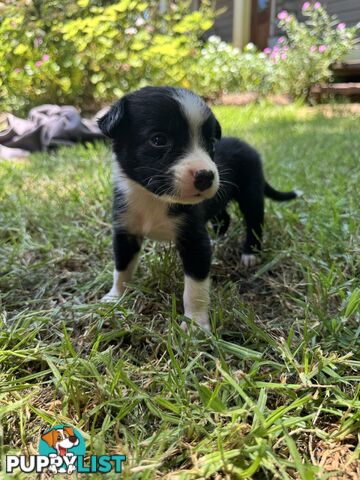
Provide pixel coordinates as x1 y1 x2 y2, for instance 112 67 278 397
169 90 219 201
173 89 210 140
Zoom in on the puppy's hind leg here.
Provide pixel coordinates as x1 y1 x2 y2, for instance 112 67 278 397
236 189 264 267
102 231 142 301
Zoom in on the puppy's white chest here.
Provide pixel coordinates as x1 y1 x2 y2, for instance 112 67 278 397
113 162 181 241
124 196 177 241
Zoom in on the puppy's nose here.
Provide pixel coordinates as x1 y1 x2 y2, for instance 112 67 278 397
194 170 214 192
69 436 78 443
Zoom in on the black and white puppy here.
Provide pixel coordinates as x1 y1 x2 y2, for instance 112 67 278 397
98 86 297 330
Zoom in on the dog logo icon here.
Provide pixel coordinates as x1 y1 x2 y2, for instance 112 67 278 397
39 425 85 474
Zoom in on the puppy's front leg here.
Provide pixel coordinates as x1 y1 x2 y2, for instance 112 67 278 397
176 226 212 330
183 275 210 330
102 230 142 301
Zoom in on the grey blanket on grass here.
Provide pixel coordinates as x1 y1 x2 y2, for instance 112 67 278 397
0 104 105 159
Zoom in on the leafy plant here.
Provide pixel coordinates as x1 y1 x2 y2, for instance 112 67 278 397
0 0 214 113
191 2 358 101
189 37 274 99
0 0 358 112
268 2 359 99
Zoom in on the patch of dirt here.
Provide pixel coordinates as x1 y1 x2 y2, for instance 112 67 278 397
318 103 360 117
311 438 360 479
216 92 259 105
276 428 360 480
214 92 360 115
214 92 292 106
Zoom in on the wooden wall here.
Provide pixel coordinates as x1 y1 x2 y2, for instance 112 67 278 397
193 1 360 47
275 0 360 27
206 0 234 43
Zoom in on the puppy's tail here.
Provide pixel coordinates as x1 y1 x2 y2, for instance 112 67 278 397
264 181 299 202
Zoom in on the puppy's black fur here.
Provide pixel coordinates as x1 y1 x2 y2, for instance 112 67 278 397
204 137 297 253
98 86 298 328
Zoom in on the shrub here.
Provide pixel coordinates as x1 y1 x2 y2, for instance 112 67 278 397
0 0 358 112
189 37 274 99
268 2 359 99
0 0 214 113
191 2 358 101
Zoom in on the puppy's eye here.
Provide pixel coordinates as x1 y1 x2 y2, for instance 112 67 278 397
150 134 168 147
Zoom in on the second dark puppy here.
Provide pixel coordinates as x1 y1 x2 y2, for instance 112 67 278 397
98 86 298 330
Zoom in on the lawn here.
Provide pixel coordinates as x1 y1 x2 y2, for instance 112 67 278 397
0 104 359 479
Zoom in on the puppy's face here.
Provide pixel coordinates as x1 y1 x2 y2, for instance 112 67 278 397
98 87 221 204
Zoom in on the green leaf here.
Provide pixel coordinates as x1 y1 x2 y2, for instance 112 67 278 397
197 384 227 412
14 44 27 55
344 289 360 318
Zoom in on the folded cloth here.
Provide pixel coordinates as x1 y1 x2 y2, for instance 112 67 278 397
0 104 105 159
0 144 30 159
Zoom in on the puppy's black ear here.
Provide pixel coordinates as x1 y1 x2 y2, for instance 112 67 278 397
215 119 222 139
97 98 126 139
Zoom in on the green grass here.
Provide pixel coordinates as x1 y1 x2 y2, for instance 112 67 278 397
0 104 359 479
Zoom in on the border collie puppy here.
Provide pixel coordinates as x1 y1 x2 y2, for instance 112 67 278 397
98 86 297 330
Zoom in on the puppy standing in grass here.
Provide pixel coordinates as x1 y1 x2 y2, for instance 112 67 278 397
98 87 297 330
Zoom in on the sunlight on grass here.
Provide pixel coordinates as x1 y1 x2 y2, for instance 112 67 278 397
0 105 359 479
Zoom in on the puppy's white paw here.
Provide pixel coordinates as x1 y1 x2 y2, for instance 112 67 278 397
180 320 188 332
181 320 211 333
183 311 211 332
101 289 121 303
241 253 259 268
200 321 211 332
